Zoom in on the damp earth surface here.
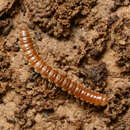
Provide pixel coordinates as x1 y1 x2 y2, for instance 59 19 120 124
0 0 130 130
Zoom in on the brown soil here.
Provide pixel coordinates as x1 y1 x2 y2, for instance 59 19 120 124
0 0 130 130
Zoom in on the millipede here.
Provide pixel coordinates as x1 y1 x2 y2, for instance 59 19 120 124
19 25 108 106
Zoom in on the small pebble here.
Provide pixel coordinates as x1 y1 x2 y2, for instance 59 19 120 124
119 40 126 45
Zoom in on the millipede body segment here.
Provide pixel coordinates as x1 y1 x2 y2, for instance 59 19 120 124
19 25 108 106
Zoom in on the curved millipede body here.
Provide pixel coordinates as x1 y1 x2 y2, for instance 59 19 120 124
19 25 108 106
